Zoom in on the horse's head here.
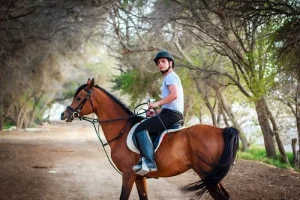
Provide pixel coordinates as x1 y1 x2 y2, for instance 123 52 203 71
61 78 96 122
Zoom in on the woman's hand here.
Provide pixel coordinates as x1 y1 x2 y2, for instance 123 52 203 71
149 101 160 109
146 109 156 117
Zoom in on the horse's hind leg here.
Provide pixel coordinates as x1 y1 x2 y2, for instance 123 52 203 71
135 176 148 200
207 183 230 200
219 183 230 199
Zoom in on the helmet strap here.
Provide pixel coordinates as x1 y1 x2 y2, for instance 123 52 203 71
160 65 171 74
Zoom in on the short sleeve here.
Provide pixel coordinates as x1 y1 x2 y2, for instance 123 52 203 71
165 74 177 86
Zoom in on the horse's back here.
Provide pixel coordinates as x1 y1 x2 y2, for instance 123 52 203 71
186 123 224 141
163 123 224 153
160 123 224 163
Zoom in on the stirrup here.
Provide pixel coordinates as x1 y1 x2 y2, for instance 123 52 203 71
133 157 149 176
132 158 143 171
132 157 157 176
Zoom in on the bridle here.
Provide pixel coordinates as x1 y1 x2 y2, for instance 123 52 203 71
66 86 140 124
66 88 94 122
64 86 141 175
65 86 150 147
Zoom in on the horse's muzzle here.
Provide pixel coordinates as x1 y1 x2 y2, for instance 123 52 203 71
60 112 65 120
61 110 80 122
61 111 73 122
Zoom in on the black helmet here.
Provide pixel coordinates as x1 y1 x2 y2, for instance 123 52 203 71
153 50 175 67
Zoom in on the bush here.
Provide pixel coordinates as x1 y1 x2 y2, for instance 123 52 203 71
237 145 292 169
3 121 15 129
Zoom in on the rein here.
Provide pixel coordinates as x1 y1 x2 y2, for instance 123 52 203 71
79 115 141 176
79 115 136 146
67 86 148 175
79 116 129 175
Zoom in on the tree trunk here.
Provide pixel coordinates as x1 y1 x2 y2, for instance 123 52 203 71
198 107 203 124
220 105 229 127
218 90 249 151
254 97 277 158
184 95 193 125
265 101 289 164
296 82 300 168
0 103 3 130
296 120 300 168
194 79 217 126
0 71 3 131
16 105 22 130
18 109 25 129
217 103 222 127
28 94 45 127
273 131 289 164
297 150 300 169
292 138 299 169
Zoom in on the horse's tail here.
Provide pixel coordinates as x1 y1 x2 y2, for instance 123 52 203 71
182 127 239 198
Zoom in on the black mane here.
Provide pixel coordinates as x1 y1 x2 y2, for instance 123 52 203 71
95 85 134 116
74 84 88 98
74 84 143 123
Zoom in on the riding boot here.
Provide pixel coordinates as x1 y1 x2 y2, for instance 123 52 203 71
132 130 157 175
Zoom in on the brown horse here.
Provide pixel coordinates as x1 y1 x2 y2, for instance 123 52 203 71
61 78 239 200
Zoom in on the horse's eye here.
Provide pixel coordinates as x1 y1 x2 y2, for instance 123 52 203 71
76 97 81 101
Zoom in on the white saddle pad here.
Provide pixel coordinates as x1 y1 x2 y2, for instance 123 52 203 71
126 122 184 154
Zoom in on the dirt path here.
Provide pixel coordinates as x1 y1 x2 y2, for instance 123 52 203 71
1 122 300 200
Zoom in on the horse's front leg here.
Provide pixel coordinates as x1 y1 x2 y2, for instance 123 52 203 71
135 175 148 200
120 172 136 200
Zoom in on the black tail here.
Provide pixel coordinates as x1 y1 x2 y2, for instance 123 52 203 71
182 127 239 198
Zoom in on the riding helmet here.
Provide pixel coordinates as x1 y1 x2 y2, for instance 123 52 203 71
153 50 175 68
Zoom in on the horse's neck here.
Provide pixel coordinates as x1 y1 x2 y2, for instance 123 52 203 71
93 89 131 147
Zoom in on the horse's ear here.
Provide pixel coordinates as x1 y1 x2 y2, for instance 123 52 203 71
87 78 95 88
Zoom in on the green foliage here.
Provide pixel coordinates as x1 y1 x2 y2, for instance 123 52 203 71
3 121 14 129
112 69 161 106
261 157 290 169
287 152 294 165
238 146 266 160
241 21 280 101
177 67 202 116
237 146 293 169
113 70 138 94
62 81 81 99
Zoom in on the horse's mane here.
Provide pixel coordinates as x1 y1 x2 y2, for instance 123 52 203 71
74 84 135 116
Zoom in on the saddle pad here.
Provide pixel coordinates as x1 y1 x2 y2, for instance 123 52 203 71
126 122 184 154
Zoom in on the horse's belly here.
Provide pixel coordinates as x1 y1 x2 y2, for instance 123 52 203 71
150 131 191 177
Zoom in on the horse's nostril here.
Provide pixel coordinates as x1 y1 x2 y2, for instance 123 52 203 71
60 112 64 120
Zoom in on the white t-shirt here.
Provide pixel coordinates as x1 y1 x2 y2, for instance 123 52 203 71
161 71 184 114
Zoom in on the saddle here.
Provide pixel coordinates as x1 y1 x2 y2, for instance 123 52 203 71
126 120 184 154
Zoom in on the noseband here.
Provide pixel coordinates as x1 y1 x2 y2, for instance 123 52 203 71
66 88 94 121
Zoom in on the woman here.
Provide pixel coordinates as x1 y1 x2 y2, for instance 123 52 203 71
133 50 184 175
